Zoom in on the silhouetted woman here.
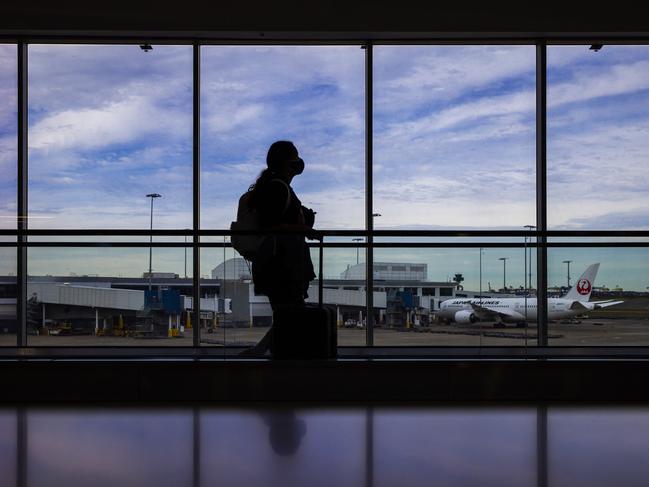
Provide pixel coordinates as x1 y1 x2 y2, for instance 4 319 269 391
245 141 318 355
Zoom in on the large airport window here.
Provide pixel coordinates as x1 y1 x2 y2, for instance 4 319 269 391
1 38 649 356
27 45 193 229
0 45 16 230
547 45 649 230
200 45 365 230
373 45 536 230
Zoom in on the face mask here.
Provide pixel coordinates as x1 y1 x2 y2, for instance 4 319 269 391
290 157 305 175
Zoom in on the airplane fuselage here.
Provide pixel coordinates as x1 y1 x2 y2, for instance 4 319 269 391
438 297 596 324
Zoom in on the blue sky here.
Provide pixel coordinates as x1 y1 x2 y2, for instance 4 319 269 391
1 44 649 288
0 44 16 229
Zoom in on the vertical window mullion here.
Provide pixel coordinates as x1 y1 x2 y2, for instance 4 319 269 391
17 42 27 348
192 42 201 349
365 42 374 347
536 42 548 347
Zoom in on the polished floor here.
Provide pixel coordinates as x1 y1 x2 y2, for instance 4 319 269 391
2 405 649 487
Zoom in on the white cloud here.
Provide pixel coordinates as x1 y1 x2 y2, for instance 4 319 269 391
549 60 649 107
29 95 189 153
374 46 536 116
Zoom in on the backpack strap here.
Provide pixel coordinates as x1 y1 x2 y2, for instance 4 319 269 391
269 178 292 216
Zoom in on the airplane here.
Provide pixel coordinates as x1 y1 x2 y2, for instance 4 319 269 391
438 263 623 326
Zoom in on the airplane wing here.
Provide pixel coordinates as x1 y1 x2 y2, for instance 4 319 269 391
570 300 624 311
591 300 624 309
470 302 522 321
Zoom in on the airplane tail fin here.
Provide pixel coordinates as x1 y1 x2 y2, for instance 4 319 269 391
563 263 599 302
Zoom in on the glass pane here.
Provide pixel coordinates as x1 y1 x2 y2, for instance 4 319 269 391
0 246 17 346
200 407 366 487
27 409 192 487
373 244 537 346
549 408 649 487
28 45 193 229
0 45 16 229
200 46 365 230
201 237 364 351
548 245 649 345
26 246 194 346
375 408 536 487
374 46 536 229
548 45 649 229
321 242 367 346
200 241 245 350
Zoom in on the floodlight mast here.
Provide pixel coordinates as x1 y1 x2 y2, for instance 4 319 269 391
563 260 573 288
146 193 162 291
352 238 364 265
499 257 509 291
524 225 536 321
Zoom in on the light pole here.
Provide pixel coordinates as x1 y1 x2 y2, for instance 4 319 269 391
184 228 189 279
524 225 536 294
146 193 161 291
352 238 364 265
524 225 536 320
479 247 484 303
562 260 573 288
499 257 508 291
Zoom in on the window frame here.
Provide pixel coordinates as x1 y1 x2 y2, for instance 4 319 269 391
0 37 648 358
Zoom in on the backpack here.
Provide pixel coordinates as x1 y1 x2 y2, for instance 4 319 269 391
230 179 291 260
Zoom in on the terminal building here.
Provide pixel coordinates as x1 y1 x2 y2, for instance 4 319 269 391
0 260 458 335
212 258 457 327
0 274 225 337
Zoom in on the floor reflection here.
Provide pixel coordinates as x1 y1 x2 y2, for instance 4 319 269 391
1 405 649 487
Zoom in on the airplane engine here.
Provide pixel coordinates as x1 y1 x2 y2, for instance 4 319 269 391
454 310 478 324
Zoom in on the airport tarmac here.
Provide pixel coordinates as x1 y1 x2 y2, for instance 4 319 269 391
2 318 649 347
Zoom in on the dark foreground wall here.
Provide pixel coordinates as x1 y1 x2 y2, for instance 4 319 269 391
1 1 647 35
2 360 649 402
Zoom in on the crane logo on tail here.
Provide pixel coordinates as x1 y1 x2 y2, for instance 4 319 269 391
577 279 592 295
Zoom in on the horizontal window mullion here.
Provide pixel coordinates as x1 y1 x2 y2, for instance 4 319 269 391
4 229 649 238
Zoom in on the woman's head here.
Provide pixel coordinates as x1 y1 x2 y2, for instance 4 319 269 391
266 140 304 176
248 140 303 202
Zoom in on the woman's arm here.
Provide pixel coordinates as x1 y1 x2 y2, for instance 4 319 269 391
267 223 321 240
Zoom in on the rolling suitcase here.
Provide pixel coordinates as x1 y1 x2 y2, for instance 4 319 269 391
271 238 337 359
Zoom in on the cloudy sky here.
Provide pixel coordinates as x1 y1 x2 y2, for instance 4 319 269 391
1 44 648 288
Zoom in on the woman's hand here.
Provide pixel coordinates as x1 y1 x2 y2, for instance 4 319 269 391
305 228 322 241
301 206 316 228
